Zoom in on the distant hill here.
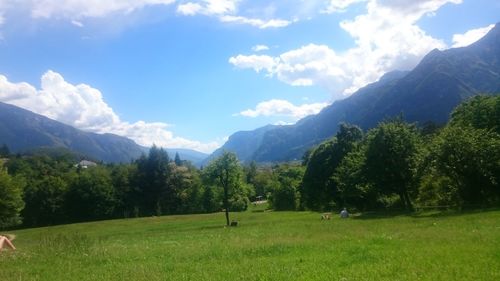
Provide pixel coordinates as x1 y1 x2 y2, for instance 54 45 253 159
211 22 500 163
202 124 277 165
0 101 209 164
0 101 145 163
165 148 208 167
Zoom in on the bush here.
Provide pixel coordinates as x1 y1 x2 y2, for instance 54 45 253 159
0 167 25 228
417 173 461 207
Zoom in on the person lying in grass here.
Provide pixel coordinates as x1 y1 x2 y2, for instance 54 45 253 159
0 234 16 251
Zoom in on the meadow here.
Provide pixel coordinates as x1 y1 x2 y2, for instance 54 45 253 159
1 206 499 281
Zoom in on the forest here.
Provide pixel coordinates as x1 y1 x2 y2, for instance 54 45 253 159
1 95 499 229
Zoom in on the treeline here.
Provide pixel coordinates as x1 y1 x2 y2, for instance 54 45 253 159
0 146 260 229
0 141 306 229
299 95 500 211
0 96 499 229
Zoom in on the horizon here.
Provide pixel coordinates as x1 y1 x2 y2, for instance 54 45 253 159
0 0 499 153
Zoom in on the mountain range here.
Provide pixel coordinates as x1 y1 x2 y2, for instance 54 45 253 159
0 102 208 164
1 23 499 165
211 22 500 163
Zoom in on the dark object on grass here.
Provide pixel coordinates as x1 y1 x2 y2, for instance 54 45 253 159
230 221 238 227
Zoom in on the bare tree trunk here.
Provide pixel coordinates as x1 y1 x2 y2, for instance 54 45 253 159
222 170 230 226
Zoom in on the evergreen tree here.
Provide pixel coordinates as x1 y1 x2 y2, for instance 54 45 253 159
134 145 173 216
174 152 183 166
0 144 10 157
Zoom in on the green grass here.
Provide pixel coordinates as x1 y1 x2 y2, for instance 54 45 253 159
1 207 499 281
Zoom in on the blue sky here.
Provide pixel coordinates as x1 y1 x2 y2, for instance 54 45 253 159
0 0 498 153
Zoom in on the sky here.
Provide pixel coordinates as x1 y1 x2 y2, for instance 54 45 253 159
0 0 498 153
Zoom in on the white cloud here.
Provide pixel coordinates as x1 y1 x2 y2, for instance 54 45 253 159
230 0 461 98
30 0 177 19
176 2 203 16
238 99 329 120
176 0 292 29
452 24 495 48
176 0 237 16
274 120 294 126
252 45 269 52
71 20 84 27
322 0 367 13
0 71 220 153
229 55 277 73
219 15 291 29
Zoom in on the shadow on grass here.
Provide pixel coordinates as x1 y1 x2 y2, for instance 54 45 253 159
411 207 500 219
352 207 500 220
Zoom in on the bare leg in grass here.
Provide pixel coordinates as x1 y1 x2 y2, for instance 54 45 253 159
0 235 16 250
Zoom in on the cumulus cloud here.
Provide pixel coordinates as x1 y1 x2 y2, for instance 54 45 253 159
452 24 495 48
229 0 461 99
176 2 203 16
229 55 277 73
238 99 329 120
0 71 220 153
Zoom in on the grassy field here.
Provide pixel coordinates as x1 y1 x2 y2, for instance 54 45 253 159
1 206 499 281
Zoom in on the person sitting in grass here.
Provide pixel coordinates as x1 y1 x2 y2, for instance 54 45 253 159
340 208 349 219
0 234 16 251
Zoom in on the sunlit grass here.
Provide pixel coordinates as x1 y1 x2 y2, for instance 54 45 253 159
1 208 499 281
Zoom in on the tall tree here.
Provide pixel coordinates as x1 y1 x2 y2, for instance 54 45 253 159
134 145 172 215
364 119 421 210
268 164 304 211
245 161 258 185
23 176 68 226
427 125 500 206
332 147 377 211
174 152 183 166
301 124 363 210
0 144 10 158
418 96 500 207
204 151 243 226
66 166 116 222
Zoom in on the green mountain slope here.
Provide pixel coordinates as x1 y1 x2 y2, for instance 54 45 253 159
212 22 500 163
0 101 144 163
